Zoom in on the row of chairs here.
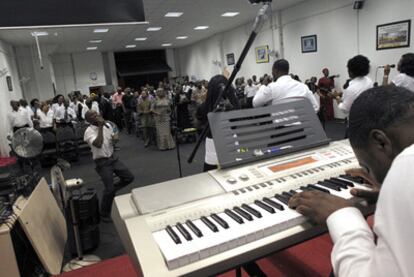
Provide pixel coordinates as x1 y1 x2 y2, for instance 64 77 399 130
40 122 90 167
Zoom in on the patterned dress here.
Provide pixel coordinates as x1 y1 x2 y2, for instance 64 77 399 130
153 98 175 150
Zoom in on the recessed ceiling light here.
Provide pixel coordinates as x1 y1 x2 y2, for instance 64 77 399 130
89 40 102 43
31 31 49 37
135 37 148 41
162 43 172 47
147 27 162 32
194 26 209 30
165 12 183 17
87 46 98 50
125 44 137 48
94 28 109 33
176 36 188 40
222 12 240 17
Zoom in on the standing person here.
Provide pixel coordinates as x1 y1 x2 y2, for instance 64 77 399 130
382 53 414 92
288 86 414 277
35 102 54 132
137 90 154 147
244 79 258 108
111 87 125 131
19 99 34 121
175 88 191 129
332 55 374 117
84 110 134 222
253 59 320 112
308 76 326 128
318 68 335 121
197 75 240 171
122 88 134 134
52 94 65 115
8 100 32 132
152 89 175 151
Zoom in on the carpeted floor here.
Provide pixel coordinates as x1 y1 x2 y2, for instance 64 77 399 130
42 120 346 273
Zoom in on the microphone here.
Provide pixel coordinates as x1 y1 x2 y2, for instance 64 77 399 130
328 74 340 79
252 2 272 33
378 64 396 68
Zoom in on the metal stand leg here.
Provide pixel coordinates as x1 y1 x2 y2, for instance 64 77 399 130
236 266 242 277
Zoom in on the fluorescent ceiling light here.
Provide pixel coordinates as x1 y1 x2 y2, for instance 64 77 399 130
222 12 240 17
87 46 98 50
162 43 172 47
125 44 136 48
31 31 49 37
89 40 102 43
176 36 188 40
135 37 148 41
194 26 209 30
94 28 109 33
147 27 162 32
165 12 183 17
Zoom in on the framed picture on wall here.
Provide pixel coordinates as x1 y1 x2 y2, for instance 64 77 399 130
226 53 235 65
301 35 317 53
377 20 411 50
255 45 269 63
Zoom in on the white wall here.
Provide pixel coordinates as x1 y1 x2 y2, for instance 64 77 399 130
15 45 56 101
0 40 23 156
52 51 107 95
178 18 280 81
177 0 414 118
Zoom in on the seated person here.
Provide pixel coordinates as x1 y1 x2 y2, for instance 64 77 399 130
289 85 414 277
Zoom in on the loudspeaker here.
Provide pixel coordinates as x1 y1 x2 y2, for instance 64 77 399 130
66 188 100 256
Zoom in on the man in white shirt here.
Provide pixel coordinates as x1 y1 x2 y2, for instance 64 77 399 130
391 53 414 92
253 59 320 112
36 102 54 130
332 55 373 116
84 110 134 222
54 101 77 125
289 85 414 277
8 100 33 132
244 79 258 108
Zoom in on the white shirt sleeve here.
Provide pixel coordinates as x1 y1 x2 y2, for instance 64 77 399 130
253 86 272 107
327 147 414 277
338 89 353 115
83 128 97 146
305 89 320 112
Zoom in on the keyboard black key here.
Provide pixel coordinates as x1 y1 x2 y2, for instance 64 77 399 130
211 213 229 229
176 222 192 241
324 179 347 189
241 204 262 218
340 174 363 184
166 225 181 244
300 186 313 192
330 177 354 187
234 206 253 221
308 184 330 194
254 200 275 214
317 181 341 191
186 220 203 238
200 216 218 232
263 197 284 211
289 190 298 195
274 194 290 205
282 191 294 199
225 209 244 224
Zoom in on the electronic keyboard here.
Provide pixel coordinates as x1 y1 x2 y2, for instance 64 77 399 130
112 140 374 277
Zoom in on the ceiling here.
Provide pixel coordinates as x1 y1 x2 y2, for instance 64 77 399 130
0 0 307 54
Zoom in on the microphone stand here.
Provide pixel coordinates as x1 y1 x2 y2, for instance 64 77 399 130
187 1 272 164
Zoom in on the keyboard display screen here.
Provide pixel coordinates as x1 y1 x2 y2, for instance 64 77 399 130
267 157 317 173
